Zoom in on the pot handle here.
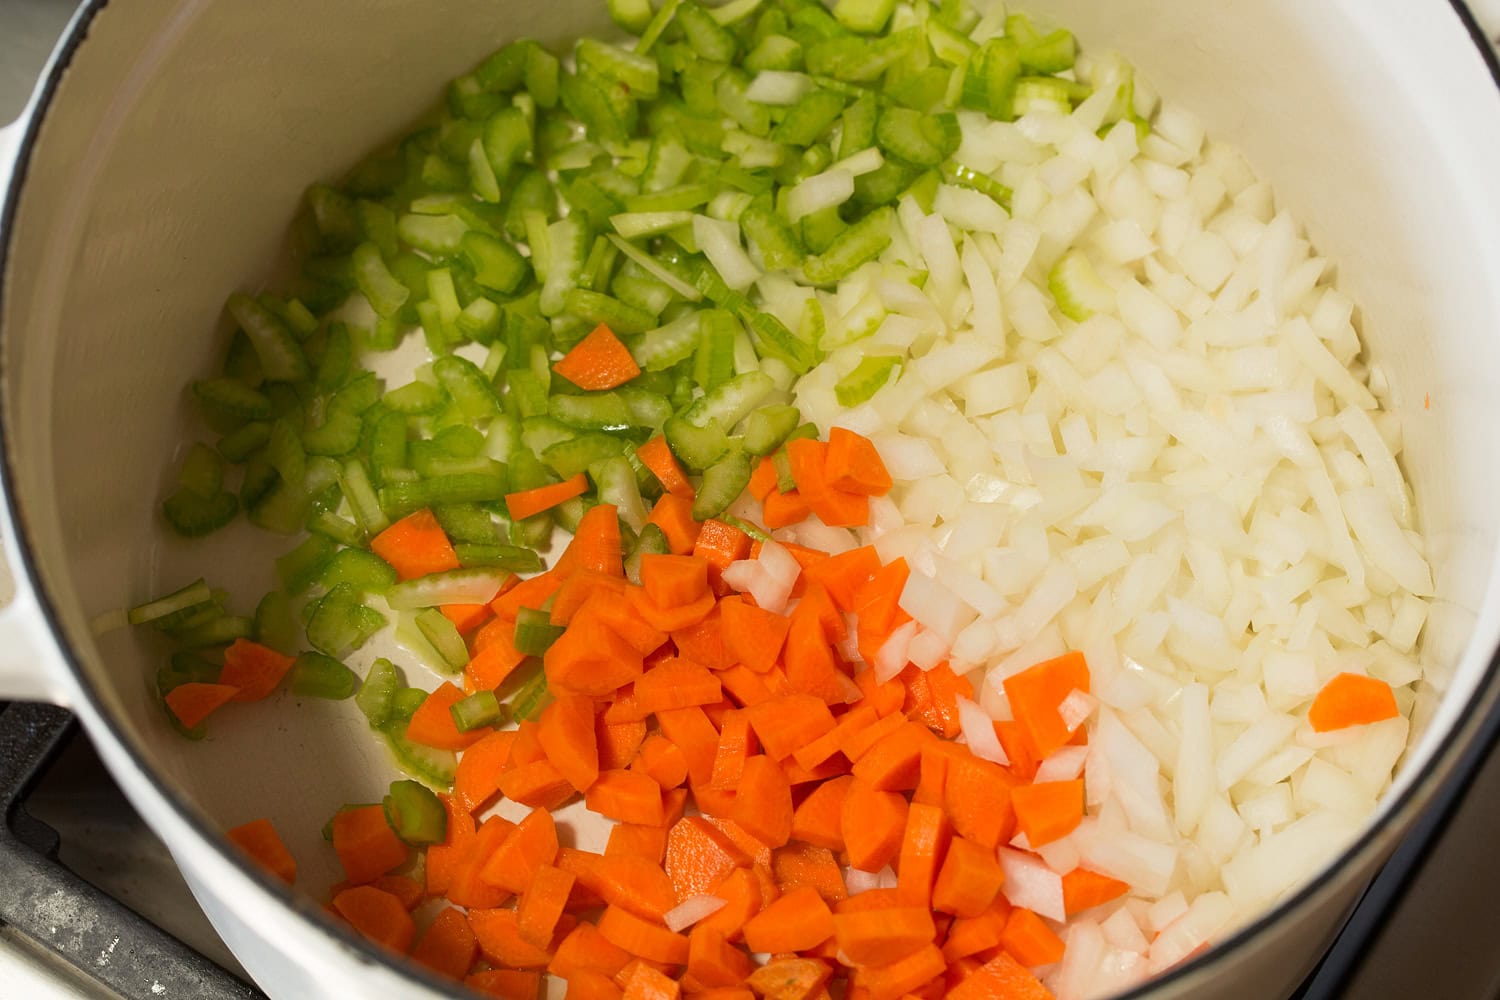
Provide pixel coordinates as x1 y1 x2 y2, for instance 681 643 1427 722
1466 0 1500 45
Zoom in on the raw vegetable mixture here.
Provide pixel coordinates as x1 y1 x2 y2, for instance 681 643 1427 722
120 0 1434 997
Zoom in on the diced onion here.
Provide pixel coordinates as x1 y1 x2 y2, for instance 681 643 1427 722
957 696 1009 765
664 894 727 932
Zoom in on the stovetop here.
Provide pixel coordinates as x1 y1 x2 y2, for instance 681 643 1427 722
4 3 1500 999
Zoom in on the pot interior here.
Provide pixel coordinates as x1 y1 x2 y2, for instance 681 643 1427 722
4 0 1500 989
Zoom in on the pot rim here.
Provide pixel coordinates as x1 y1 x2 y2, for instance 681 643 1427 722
2 1 1499 996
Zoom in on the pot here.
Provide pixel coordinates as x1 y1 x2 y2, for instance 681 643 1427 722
5 1 1500 997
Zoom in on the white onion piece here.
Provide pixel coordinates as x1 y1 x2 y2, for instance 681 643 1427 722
874 620 919 683
957 696 1010 765
999 848 1066 921
745 70 813 105
1058 689 1098 733
693 215 760 292
1035 746 1089 783
664 894 727 933
785 169 855 222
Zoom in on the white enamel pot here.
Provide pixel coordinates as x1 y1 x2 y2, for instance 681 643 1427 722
6 1 1500 997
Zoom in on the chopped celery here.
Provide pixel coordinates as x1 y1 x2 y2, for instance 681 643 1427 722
682 370 775 430
226 294 310 383
390 687 429 723
252 591 298 654
162 489 239 538
174 615 254 648
306 583 386 658
128 579 214 627
454 543 545 573
665 415 731 470
277 535 338 594
742 404 801 455
542 433 628 479
503 662 553 723
694 448 752 519
290 652 359 699
833 0 897 34
1048 249 1114 321
874 107 960 167
550 392 635 432
380 721 458 788
177 444 225 499
802 204 894 283
513 607 566 657
609 0 653 33
217 422 272 464
450 690 505 732
384 380 448 415
591 456 651 531
386 567 512 611
192 378 273 421
836 354 901 406
415 608 469 671
319 548 399 594
352 243 411 318
379 470 509 516
357 658 401 727
460 231 530 294
384 779 448 844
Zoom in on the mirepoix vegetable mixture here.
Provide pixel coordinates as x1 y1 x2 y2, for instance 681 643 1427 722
121 0 1436 997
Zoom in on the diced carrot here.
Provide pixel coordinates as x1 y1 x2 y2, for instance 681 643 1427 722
218 639 296 702
551 921 633 980
164 682 238 730
561 970 626 1000
545 601 647 698
832 907 936 967
425 797 473 897
704 710 754 791
590 593 672 657
440 602 493 635
588 769 667 826
788 774 852 852
411 907 477 980
742 695 837 762
746 958 832 1000
854 561 910 664
1010 779 1084 848
1308 672 1400 732
742 886 835 954
835 888 904 915
785 439 830 501
634 658 723 715
1001 651 1091 760
466 626 528 693
782 609 848 706
851 721 932 792
607 823 669 866
405 681 488 751
932 835 1005 918
647 494 703 554
331 805 409 885
849 943 946 1000
672 607 735 670
552 571 631 626
808 487 869 529
729 755 793 848
994 720 1040 784
692 519 751 584
761 489 813 530
840 778 907 872
940 897 1012 963
637 436 695 500
631 734 690 791
555 323 641 390
628 586 716 633
480 806 558 895
1002 907 1065 967
332 886 415 953
583 853 679 922
802 546 882 613
498 759 576 810
697 867 763 942
1061 867 1130 916
517 863 576 949
825 428 893 497
639 554 708 611
506 473 590 521
537 695 601 793
717 663 777 707
371 508 461 581
771 843 846 904
946 952 1052 1000
225 818 296 884
655 707 721 787
621 960 680 1000
466 968 546 999
367 873 423 910
557 503 627 579
912 742 964 807
663 816 746 902
719 597 792 675
597 905 690 964
454 729 518 814
687 925 753 988
895 803 952 909
854 667 907 718
749 456 779 501
599 716 649 771
943 756 1017 850
839 710 906 764
446 816 516 910
468 908 555 968
902 662 971 740
490 568 564 619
